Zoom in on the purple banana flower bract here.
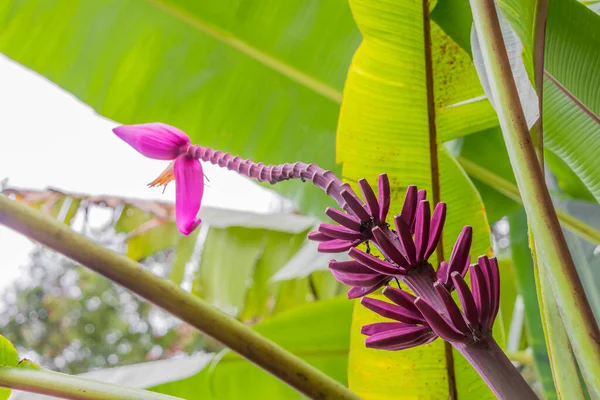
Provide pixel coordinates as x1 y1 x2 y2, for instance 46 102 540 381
329 260 391 298
410 255 501 343
360 287 437 351
436 226 473 289
309 175 391 253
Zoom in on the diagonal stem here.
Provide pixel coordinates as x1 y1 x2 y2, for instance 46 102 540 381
0 196 360 400
529 1 584 397
469 0 600 395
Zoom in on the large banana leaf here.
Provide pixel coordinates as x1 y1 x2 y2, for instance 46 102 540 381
502 0 600 203
192 226 321 319
337 0 494 397
192 226 268 317
3 0 598 217
168 229 199 286
459 128 521 223
0 0 359 215
0 0 500 215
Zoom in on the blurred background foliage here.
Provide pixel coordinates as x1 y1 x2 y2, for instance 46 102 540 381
1 250 204 375
1 0 600 398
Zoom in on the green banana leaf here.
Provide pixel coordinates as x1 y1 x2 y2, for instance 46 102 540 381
0 0 360 215
192 226 323 319
460 127 521 223
168 229 199 286
0 0 499 217
2 0 598 219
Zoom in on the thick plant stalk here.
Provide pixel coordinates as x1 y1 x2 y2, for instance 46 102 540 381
0 196 360 400
0 367 178 400
469 0 600 395
537 261 586 399
530 210 583 398
528 1 584 395
455 336 537 399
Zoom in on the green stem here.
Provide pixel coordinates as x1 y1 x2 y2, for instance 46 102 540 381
0 367 178 400
537 258 586 399
530 223 583 398
457 156 600 244
0 196 360 400
469 0 600 396
529 2 584 395
509 209 558 398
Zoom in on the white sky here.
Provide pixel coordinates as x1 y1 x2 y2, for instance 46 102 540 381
0 55 282 291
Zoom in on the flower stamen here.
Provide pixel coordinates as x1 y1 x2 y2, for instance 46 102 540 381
148 162 175 189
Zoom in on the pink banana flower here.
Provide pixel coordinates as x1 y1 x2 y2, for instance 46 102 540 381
113 123 203 236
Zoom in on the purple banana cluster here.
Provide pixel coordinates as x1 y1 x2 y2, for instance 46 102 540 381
359 256 500 349
308 175 500 350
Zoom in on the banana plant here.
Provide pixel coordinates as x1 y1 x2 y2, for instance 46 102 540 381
1 0 600 399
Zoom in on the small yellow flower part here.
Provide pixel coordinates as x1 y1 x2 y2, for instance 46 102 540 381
148 162 175 188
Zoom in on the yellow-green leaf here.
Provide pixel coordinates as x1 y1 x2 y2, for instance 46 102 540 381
337 0 494 397
349 299 493 400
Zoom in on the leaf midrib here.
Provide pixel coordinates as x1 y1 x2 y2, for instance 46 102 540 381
423 1 458 398
146 0 343 104
545 72 600 125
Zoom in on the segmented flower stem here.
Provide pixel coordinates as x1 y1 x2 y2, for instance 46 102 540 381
187 145 351 209
189 145 450 311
